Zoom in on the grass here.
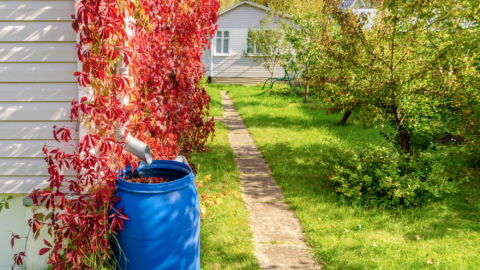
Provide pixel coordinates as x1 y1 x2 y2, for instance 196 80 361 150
191 122 259 268
207 83 480 269
205 83 224 117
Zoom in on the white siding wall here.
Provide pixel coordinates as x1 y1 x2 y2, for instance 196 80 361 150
217 4 267 28
201 41 212 77
0 1 76 267
211 4 284 78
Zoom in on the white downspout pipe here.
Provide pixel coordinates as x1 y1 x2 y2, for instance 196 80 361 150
114 55 153 164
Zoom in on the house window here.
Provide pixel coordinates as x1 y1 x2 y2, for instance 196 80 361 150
215 30 230 55
246 30 262 54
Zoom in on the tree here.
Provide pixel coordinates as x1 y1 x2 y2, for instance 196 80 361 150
244 13 290 78
284 13 325 103
321 0 478 153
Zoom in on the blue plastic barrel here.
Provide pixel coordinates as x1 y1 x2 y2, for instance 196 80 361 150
112 160 200 270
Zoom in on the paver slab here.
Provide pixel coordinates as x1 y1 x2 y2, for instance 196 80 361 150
241 175 284 203
236 158 270 174
224 115 243 121
224 119 245 127
230 128 249 134
249 203 304 243
229 133 254 144
232 144 262 156
229 128 249 134
256 244 320 269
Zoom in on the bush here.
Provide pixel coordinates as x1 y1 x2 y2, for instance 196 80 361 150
322 145 462 208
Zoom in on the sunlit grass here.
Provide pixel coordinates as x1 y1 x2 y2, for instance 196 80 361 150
211 83 480 270
205 85 224 117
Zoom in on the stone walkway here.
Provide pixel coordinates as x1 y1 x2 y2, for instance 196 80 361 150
220 91 320 270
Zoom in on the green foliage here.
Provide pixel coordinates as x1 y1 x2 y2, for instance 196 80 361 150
199 76 208 88
322 145 463 208
318 0 480 153
204 84 224 117
283 13 327 103
0 195 14 212
244 13 290 78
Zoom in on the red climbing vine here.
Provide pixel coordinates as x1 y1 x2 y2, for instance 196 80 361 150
9 0 219 268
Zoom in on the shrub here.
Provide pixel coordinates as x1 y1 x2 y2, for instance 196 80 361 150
322 145 462 208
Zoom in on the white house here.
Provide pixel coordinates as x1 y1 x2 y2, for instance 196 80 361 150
0 0 77 268
202 0 371 85
203 1 292 85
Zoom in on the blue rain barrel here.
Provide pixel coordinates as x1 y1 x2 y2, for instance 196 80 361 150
112 160 200 270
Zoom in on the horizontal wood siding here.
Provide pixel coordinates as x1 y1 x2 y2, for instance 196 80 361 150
0 140 77 158
0 122 78 139
0 83 77 101
0 63 77 82
217 4 266 29
211 4 285 79
212 30 284 78
1 178 46 193
0 159 75 176
0 0 77 193
0 43 76 62
0 102 72 121
0 1 73 21
0 22 75 41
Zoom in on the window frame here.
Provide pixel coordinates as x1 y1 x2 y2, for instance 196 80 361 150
244 29 263 56
213 29 232 56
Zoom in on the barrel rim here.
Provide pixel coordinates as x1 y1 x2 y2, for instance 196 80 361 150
116 160 194 194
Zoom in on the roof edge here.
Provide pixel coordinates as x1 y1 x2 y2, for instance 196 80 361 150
219 1 292 19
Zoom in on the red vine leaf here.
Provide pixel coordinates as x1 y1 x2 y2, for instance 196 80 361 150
39 248 51 256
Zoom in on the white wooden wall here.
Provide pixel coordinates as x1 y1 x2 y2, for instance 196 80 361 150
0 0 78 195
201 41 212 77
211 4 284 78
0 1 77 267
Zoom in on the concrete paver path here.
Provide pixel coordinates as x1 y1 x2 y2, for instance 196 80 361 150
220 91 320 269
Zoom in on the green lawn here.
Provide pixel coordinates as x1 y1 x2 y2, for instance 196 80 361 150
192 122 259 269
208 83 480 270
205 84 224 117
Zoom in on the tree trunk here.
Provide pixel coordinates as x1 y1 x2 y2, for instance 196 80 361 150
400 130 411 153
393 102 411 153
271 61 276 78
339 110 352 125
304 80 309 104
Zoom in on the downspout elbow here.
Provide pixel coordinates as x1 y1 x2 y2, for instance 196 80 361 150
114 122 153 164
